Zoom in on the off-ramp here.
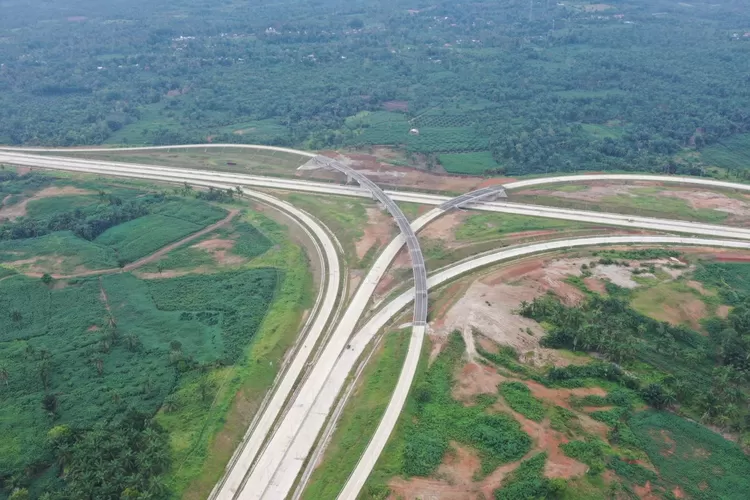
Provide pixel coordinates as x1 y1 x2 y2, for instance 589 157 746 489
4 146 750 498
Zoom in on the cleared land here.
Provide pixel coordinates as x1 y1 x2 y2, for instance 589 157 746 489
511 181 750 226
337 248 750 500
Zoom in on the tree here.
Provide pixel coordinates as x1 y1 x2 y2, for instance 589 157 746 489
9 488 30 500
162 394 179 413
198 375 214 403
41 273 53 285
39 360 51 390
0 365 8 386
125 334 141 351
94 357 104 376
42 393 58 415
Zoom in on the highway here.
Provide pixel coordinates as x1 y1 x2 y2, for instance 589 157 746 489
2 152 347 500
4 151 750 241
216 157 431 500
5 146 750 498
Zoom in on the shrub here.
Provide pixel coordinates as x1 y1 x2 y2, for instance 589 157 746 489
499 382 546 422
494 453 567 500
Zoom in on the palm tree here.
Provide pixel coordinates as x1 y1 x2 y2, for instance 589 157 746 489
125 334 140 352
0 366 8 386
94 358 104 376
162 395 179 413
39 360 51 390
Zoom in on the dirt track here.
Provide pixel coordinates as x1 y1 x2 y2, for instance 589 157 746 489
20 209 240 279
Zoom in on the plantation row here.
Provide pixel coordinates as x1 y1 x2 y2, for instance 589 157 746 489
0 172 229 269
0 268 279 499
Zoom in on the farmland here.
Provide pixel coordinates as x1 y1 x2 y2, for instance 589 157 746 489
349 249 750 499
0 170 311 499
0 1 749 179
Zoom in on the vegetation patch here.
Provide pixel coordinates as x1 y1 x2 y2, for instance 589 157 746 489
499 381 546 422
493 453 566 500
437 151 501 175
455 213 585 242
629 410 750 498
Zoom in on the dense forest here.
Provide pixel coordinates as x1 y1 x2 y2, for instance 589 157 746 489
0 0 749 175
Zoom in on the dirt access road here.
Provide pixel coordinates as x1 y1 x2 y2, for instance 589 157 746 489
23 209 240 279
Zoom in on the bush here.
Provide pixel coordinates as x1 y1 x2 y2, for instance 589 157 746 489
494 453 566 500
499 382 546 422
560 439 609 475
401 333 532 478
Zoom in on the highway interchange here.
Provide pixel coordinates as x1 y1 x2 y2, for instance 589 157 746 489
3 145 750 499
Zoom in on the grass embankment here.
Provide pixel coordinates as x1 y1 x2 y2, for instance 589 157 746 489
285 192 391 269
302 330 410 499
55 146 309 177
437 151 502 175
511 184 731 224
166 213 314 499
455 213 589 243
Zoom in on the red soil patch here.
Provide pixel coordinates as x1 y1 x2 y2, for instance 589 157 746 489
192 237 244 265
634 481 661 500
477 335 500 354
382 100 409 112
87 325 100 332
669 300 706 329
452 362 504 404
419 210 468 242
490 397 589 480
662 190 750 219
314 151 517 193
584 277 607 294
652 429 676 457
717 305 731 318
429 281 466 330
355 207 395 259
0 185 94 221
687 280 711 295
525 380 607 410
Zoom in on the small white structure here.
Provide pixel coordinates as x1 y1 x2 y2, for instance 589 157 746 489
409 128 420 136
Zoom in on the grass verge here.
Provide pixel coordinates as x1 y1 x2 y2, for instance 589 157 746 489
302 329 410 499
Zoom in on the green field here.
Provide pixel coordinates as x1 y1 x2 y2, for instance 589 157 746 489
455 213 589 242
1 172 229 272
701 133 750 170
512 185 732 224
437 151 501 175
0 171 311 500
302 330 409 500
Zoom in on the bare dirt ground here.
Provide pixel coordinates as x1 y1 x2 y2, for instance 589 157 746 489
313 150 514 193
355 207 395 259
419 211 468 242
0 185 94 221
192 236 245 265
429 256 635 366
391 355 608 500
